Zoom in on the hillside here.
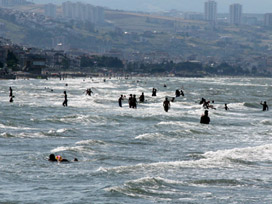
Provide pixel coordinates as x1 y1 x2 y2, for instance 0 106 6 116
0 6 272 72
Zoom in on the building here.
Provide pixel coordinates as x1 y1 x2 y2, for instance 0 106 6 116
62 1 104 24
264 13 272 27
230 4 242 25
44 3 57 18
23 54 46 75
0 0 28 7
204 1 217 22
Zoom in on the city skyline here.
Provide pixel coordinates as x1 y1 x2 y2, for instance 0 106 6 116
32 0 272 14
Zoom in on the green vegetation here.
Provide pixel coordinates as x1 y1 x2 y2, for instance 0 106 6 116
80 56 124 69
6 50 19 70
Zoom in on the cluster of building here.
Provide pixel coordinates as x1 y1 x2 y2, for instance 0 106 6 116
183 0 272 27
0 37 83 77
0 0 29 7
44 1 105 24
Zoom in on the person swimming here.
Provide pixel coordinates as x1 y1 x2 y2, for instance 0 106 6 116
48 154 70 162
200 110 210 124
163 97 170 112
225 104 229 111
260 101 269 111
63 91 68 107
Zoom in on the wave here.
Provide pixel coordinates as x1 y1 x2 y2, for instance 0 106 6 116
135 133 164 140
98 144 272 174
50 145 95 155
0 132 16 138
76 139 106 145
105 177 185 200
243 102 260 109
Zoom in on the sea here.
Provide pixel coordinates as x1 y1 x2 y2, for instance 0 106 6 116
1 77 272 204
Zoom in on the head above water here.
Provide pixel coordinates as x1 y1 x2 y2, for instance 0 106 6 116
49 154 56 161
205 110 209 115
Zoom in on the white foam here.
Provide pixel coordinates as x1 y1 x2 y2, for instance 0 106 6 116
98 144 272 174
135 133 164 140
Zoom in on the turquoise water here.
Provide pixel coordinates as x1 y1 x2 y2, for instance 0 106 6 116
1 77 272 203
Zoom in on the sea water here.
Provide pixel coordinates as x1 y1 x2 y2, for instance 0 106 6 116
0 77 272 203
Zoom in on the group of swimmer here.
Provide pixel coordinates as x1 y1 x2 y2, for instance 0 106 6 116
8 84 270 126
118 92 145 108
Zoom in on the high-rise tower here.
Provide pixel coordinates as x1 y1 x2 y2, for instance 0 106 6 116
230 4 242 25
205 1 217 22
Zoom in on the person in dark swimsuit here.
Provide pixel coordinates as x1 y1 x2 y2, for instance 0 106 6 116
200 110 210 124
63 91 68 107
163 97 170 112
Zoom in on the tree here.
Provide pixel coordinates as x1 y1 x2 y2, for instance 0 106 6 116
6 50 18 70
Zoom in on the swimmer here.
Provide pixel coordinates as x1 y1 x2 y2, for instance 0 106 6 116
164 84 167 87
85 88 93 96
200 110 210 124
128 94 133 108
152 88 157 96
48 154 69 162
171 97 175 102
9 87 13 97
180 89 184 97
132 95 137 109
224 104 229 111
260 101 269 111
163 97 170 112
175 89 181 97
139 92 145 103
63 91 68 107
199 98 206 105
118 94 124 107
9 87 14 103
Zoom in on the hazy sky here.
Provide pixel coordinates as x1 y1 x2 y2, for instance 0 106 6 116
36 0 272 13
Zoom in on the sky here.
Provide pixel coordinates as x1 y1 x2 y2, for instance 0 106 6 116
35 0 272 13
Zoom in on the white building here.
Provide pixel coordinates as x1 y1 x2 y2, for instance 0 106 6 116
204 1 217 22
62 1 104 24
44 3 57 18
229 4 242 25
264 13 272 27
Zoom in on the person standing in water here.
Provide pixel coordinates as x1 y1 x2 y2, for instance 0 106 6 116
128 94 133 108
152 88 157 96
224 104 229 111
175 89 181 97
139 92 145 103
132 95 137 109
9 87 14 103
118 95 124 107
260 101 269 111
180 89 184 97
163 97 170 112
63 91 68 107
200 110 210 124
